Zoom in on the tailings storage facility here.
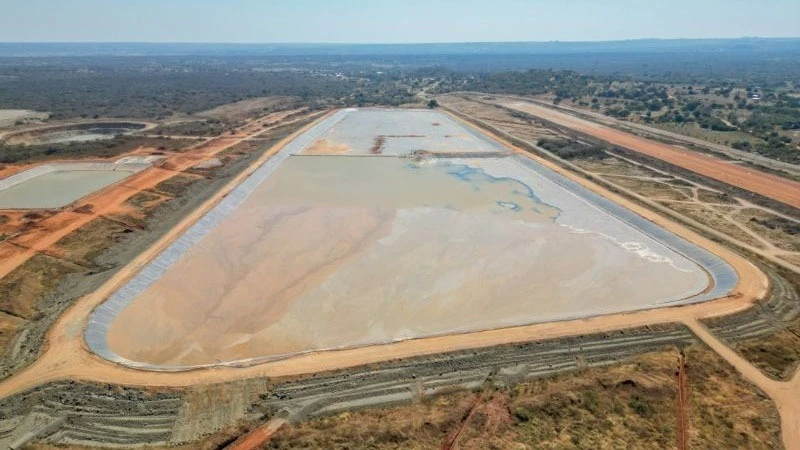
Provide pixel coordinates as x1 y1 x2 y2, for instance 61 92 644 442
85 108 737 370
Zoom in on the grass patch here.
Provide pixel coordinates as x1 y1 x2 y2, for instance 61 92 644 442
662 202 764 248
0 254 82 321
573 156 664 178
687 345 781 449
153 173 203 197
696 189 739 205
732 330 800 380
0 137 198 165
151 120 228 137
608 176 694 201
537 137 609 160
126 191 166 210
266 346 781 449
54 217 134 267
735 208 800 252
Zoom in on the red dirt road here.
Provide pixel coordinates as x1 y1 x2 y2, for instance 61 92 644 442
501 100 800 209
225 418 286 450
676 352 690 450
441 393 484 450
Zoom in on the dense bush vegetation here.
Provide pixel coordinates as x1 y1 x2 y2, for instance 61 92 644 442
0 57 418 119
537 138 609 160
0 42 797 163
0 137 195 164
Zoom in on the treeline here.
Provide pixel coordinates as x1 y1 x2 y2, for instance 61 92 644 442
0 57 421 120
0 137 193 164
451 70 595 99
0 67 353 119
537 138 609 160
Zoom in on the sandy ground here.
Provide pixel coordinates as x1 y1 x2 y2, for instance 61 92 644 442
302 139 351 155
196 96 299 122
499 100 800 209
562 150 800 274
0 110 48 129
1 121 157 145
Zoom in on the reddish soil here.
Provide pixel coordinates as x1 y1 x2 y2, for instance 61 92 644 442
0 109 307 281
441 393 484 450
225 418 286 450
502 100 800 209
370 135 386 154
677 352 690 450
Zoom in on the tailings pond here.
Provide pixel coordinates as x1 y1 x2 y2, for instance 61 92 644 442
86 108 737 370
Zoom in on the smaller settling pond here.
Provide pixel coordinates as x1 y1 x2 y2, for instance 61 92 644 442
0 164 141 209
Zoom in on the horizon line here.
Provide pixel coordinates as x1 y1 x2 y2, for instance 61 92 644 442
2 36 800 46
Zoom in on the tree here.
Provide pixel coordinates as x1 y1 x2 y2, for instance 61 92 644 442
427 99 439 109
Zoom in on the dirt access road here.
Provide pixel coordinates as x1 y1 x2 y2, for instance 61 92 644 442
226 418 286 450
496 98 800 209
474 93 800 177
549 99 800 177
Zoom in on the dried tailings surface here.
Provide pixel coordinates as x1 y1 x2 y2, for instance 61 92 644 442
302 108 505 156
101 154 715 368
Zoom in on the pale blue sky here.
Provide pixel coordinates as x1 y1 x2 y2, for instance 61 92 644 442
1 0 798 43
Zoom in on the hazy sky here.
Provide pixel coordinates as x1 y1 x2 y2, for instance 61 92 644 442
1 0 798 43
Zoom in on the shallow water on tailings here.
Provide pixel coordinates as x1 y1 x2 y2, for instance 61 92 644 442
257 156 562 221
104 155 709 367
